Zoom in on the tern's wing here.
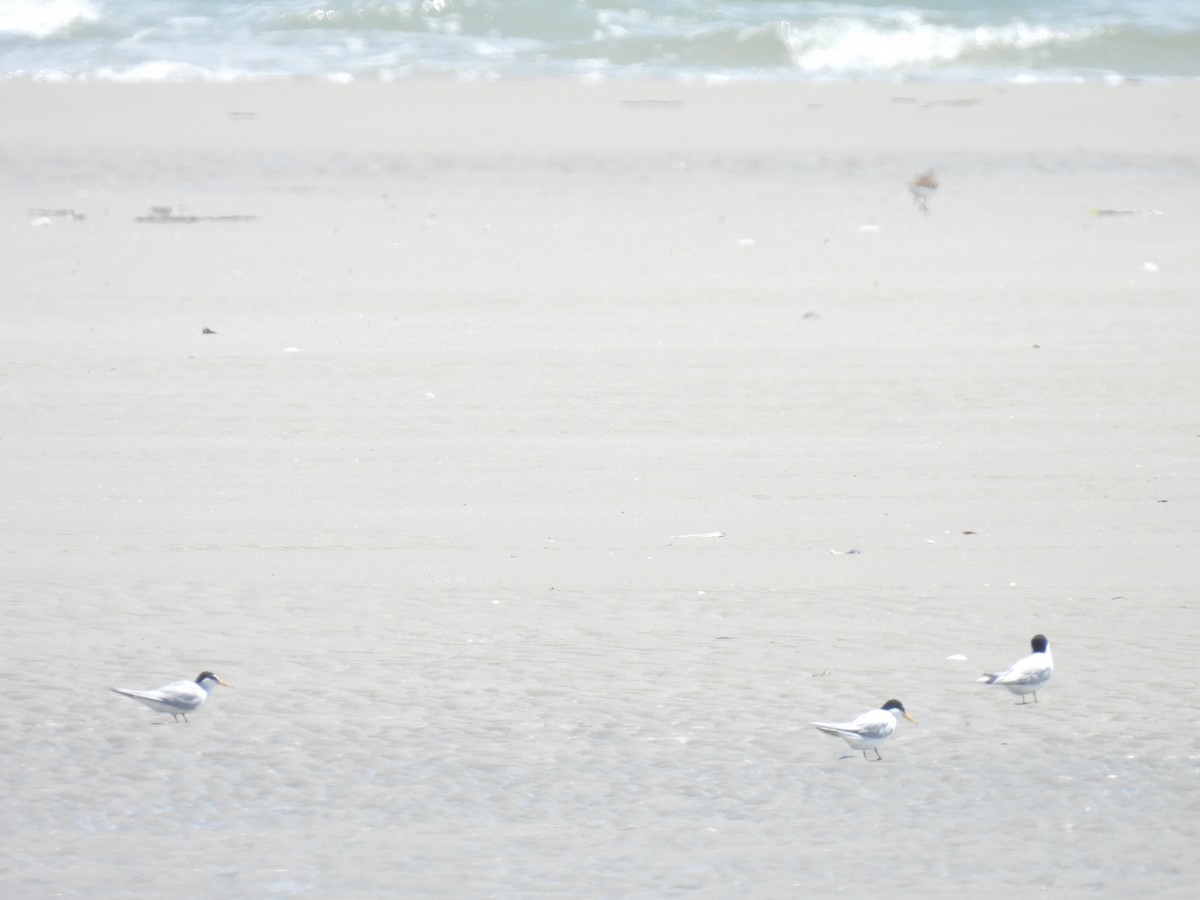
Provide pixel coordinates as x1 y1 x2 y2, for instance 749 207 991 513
111 687 153 701
152 681 207 710
995 656 1052 686
981 654 1028 683
116 680 205 711
812 711 892 739
844 711 894 739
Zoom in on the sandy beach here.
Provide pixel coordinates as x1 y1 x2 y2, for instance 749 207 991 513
2 80 1199 896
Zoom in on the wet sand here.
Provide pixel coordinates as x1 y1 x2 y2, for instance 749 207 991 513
2 80 1199 897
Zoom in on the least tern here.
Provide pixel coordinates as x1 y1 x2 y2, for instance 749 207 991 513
112 671 232 722
812 699 917 761
978 634 1053 704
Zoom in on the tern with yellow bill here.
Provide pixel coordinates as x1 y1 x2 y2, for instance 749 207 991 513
812 699 917 761
112 671 232 722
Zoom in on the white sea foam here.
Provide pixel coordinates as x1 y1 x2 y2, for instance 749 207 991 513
0 0 101 38
1 0 1199 82
780 14 1096 76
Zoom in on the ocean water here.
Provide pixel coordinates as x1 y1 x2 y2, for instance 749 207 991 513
3 0 1200 83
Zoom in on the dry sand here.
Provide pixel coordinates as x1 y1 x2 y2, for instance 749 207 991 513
2 80 1199 897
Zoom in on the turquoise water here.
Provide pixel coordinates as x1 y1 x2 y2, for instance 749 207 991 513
4 0 1200 82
